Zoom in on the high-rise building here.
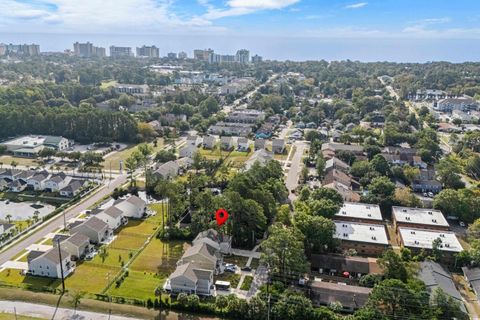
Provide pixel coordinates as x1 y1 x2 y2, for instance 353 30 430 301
73 42 106 57
167 52 177 59
235 49 250 64
110 46 133 57
251 54 263 63
193 48 214 61
178 51 187 59
2 43 40 56
136 45 159 58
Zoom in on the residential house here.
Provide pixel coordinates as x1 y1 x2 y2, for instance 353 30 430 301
26 171 49 191
59 180 85 197
226 110 265 124
254 139 266 150
462 267 480 300
310 280 371 312
255 123 275 139
435 97 478 112
161 113 187 125
220 136 235 151
417 261 467 314
202 136 217 149
321 143 364 159
44 173 71 192
96 206 125 230
324 181 361 202
412 156 427 169
237 137 249 151
70 217 111 244
335 202 383 224
325 157 351 174
167 262 214 296
392 206 449 231
334 221 389 256
323 169 359 191
187 135 202 146
152 161 180 180
296 122 306 129
0 178 8 191
208 122 252 137
8 180 27 192
412 179 442 194
193 229 232 255
148 120 163 132
114 195 147 219
54 233 92 260
0 223 15 237
244 149 274 171
289 130 303 140
27 248 74 279
179 144 198 158
0 169 21 181
271 139 286 154
15 171 35 184
310 254 381 278
178 242 220 272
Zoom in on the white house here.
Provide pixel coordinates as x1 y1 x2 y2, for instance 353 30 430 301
54 233 92 260
59 180 85 197
153 161 180 180
96 206 126 230
193 229 232 255
202 136 217 149
179 145 198 158
27 171 50 191
167 262 214 296
8 180 27 193
44 173 71 192
237 137 249 151
70 217 111 244
178 242 220 272
114 195 147 219
272 139 286 154
27 248 75 279
220 136 235 150
187 135 203 146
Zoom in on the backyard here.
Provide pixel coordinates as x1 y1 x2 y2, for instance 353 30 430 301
103 140 164 170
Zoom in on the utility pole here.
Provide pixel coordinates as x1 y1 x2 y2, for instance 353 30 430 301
57 238 65 293
63 210 67 232
14 307 17 320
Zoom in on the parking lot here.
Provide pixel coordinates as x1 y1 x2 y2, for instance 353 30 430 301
0 200 55 221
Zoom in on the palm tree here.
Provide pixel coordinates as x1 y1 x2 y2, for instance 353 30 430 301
70 290 85 315
99 247 109 263
33 211 40 223
10 161 17 168
5 214 12 223
26 218 33 227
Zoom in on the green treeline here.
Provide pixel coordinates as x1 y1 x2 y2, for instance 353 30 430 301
0 105 138 143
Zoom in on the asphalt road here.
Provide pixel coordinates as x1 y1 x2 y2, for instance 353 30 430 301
0 174 127 266
285 141 308 201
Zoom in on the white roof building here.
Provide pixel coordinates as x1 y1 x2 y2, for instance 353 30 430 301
398 228 463 253
335 202 382 222
392 206 449 229
334 221 389 245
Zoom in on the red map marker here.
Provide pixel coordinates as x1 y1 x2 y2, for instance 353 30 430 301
215 209 229 226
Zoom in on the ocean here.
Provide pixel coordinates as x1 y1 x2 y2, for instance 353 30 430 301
0 32 478 63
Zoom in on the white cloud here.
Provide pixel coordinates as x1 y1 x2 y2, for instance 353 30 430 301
201 0 300 20
344 2 368 9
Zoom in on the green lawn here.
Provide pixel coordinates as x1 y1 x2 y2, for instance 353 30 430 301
100 80 118 90
0 313 46 320
0 269 59 290
250 258 260 270
224 255 249 267
64 263 120 293
215 273 241 289
108 270 165 300
0 155 40 168
240 275 253 291
103 140 164 170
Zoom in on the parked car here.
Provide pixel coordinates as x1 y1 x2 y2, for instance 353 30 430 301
241 266 252 272
427 192 434 198
459 221 466 227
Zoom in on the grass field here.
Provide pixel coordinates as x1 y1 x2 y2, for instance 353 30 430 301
215 273 241 289
0 155 40 168
240 275 253 291
224 255 249 267
108 270 163 300
100 80 118 90
0 313 45 320
103 140 164 170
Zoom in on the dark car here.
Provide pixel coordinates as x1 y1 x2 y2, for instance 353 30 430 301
241 266 252 272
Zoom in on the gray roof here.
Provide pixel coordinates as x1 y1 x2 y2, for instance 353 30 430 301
126 195 146 207
254 139 266 147
0 223 14 232
203 136 216 144
417 261 464 304
220 136 233 143
16 171 35 181
48 172 67 183
40 248 70 264
27 250 45 262
182 242 219 262
170 262 212 283
272 138 285 147
29 171 49 182
80 217 108 233
52 234 70 244
237 137 248 144
61 180 83 193
103 206 124 219
65 233 90 247
310 281 371 310
462 266 480 298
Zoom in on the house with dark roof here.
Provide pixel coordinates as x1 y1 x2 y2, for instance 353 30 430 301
237 137 249 151
418 261 467 314
0 223 15 237
44 172 70 192
54 233 92 260
27 248 74 278
70 217 111 244
272 138 286 154
254 139 266 150
8 179 27 193
26 171 50 191
220 136 235 150
59 179 85 197
152 161 179 180
113 195 147 219
310 280 371 312
462 266 480 300
179 144 198 159
166 262 214 296
310 254 381 278
178 242 221 272
0 178 8 191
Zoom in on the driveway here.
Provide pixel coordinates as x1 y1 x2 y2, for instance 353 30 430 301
285 141 308 201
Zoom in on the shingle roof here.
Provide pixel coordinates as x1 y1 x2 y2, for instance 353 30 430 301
81 217 108 232
60 180 83 193
310 254 381 274
310 281 371 309
126 195 146 207
65 233 90 247
103 206 124 219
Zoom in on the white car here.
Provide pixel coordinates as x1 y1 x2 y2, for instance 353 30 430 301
459 221 466 227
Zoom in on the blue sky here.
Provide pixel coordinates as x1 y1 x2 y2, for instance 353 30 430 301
2 0 480 38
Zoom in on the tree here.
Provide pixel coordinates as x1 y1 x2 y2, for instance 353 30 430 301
433 188 479 222
370 154 390 176
248 295 267 320
315 154 326 178
436 156 465 189
69 290 84 315
155 150 176 163
350 160 371 178
465 155 480 180
124 153 139 187
377 250 408 282
294 212 336 255
215 295 229 313
99 247 109 263
310 187 343 206
403 166 420 184
272 292 314 320
39 147 56 160
337 150 356 165
432 237 443 261
394 187 422 207
5 214 12 223
261 224 308 284
431 287 469 320
307 199 341 219
359 273 382 288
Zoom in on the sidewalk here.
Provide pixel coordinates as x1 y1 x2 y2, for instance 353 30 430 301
0 300 140 320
